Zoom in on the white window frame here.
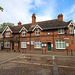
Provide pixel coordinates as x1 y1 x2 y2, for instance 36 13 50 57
21 42 27 48
4 42 10 48
58 29 64 34
35 29 40 36
35 41 41 49
56 40 65 49
6 32 10 37
22 31 26 37
69 27 73 34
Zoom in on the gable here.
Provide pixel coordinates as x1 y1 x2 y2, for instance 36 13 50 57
19 26 28 33
2 26 13 34
32 24 43 31
68 20 75 27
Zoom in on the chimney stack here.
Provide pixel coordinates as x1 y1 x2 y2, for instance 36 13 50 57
18 21 21 26
58 14 63 21
32 13 36 25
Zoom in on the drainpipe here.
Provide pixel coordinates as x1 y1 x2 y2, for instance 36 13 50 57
53 30 55 52
18 33 20 50
30 32 31 50
3 34 4 50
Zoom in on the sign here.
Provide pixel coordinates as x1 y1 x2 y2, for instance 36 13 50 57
31 41 34 45
27 42 30 44
51 44 53 47
15 43 18 46
66 43 69 47
42 43 46 47
64 38 69 39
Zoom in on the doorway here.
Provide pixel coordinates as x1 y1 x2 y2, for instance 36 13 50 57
12 43 14 50
47 42 51 51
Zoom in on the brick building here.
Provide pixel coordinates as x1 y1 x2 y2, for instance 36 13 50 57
2 13 75 51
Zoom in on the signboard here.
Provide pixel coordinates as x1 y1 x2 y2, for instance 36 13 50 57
42 43 46 47
66 43 69 47
31 41 34 45
27 42 30 44
51 44 53 47
15 43 18 46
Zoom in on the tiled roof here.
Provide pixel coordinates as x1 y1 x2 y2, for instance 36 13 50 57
7 19 71 33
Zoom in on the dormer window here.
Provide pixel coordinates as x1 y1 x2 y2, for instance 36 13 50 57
6 32 10 37
22 31 26 37
58 29 64 34
69 27 73 34
36 29 40 36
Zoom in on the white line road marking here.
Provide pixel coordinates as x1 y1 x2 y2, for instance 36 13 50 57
0 54 23 65
11 61 75 69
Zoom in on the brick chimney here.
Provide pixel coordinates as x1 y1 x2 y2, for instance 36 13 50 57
32 13 36 25
58 14 63 21
18 21 21 26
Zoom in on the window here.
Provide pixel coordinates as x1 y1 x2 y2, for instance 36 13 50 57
69 27 73 34
36 29 40 36
22 31 26 37
4 42 10 48
6 32 10 37
58 29 64 34
56 40 65 49
71 40 74 44
21 42 27 48
35 41 41 49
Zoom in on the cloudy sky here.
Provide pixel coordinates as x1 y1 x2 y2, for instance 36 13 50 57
0 0 75 25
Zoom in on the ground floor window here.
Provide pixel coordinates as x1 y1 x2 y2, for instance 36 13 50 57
21 42 27 48
56 40 65 49
4 42 10 48
35 41 41 49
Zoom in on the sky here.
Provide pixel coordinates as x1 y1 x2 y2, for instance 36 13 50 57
0 0 75 25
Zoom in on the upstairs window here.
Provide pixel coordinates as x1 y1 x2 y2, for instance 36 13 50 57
58 29 64 34
6 32 10 37
36 29 40 36
69 27 73 34
22 31 26 37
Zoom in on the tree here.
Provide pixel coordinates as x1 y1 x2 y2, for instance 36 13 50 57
0 22 14 29
0 6 3 12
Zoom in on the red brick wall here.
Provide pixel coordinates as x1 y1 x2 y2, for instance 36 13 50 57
3 26 75 51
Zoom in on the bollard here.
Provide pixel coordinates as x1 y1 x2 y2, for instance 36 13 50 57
71 49 73 56
22 49 24 53
67 49 68 55
25 48 26 53
45 49 46 54
42 49 43 54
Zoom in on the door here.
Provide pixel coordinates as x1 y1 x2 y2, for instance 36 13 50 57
47 42 51 51
12 43 14 50
1 42 3 50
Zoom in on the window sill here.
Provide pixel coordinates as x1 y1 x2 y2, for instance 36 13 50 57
58 33 64 34
36 35 40 36
35 48 41 49
6 37 9 38
4 47 10 48
56 49 66 50
22 36 26 38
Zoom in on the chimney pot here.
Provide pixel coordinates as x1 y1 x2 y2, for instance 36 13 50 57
32 13 36 25
58 14 63 21
18 21 21 26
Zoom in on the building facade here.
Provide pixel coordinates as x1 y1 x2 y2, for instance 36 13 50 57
2 14 75 51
